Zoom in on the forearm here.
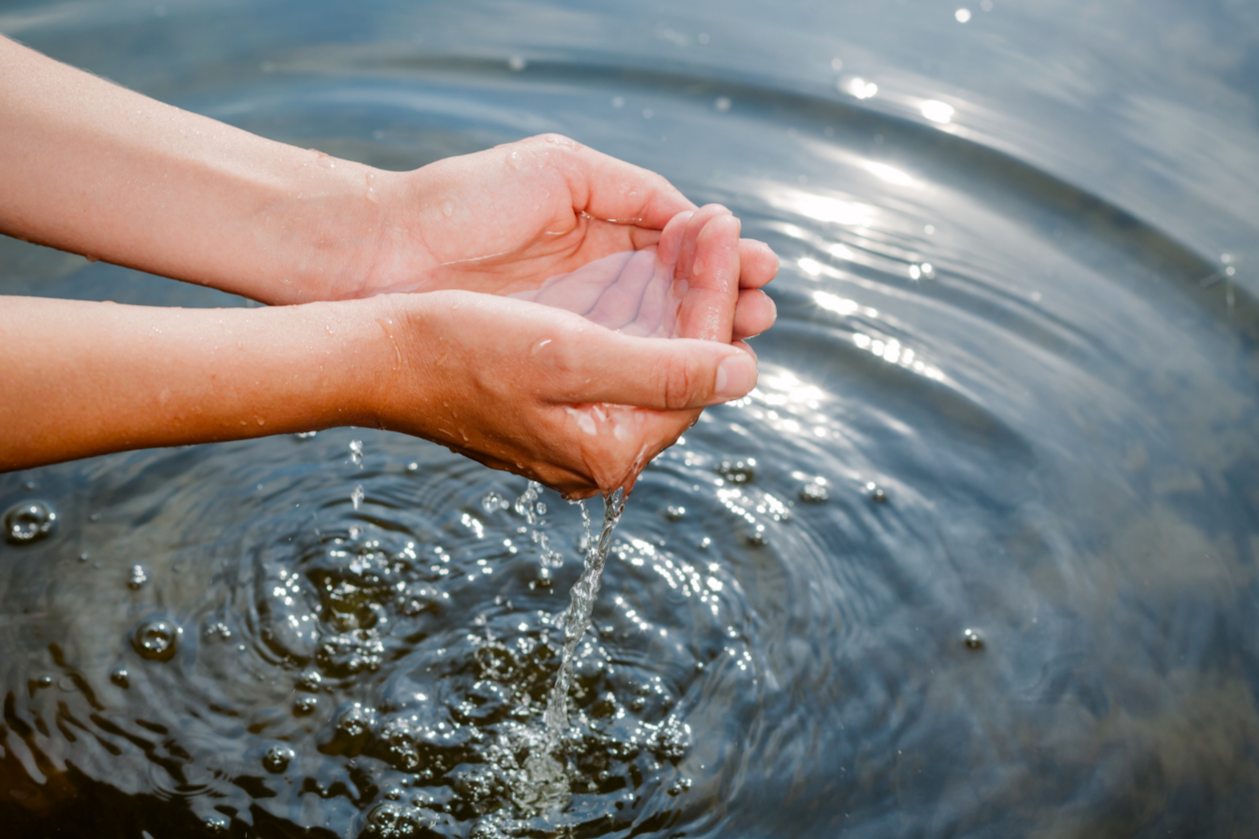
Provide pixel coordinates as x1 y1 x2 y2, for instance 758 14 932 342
0 297 389 470
0 35 393 305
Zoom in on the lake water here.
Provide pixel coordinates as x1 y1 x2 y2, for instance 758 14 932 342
2 1 1258 836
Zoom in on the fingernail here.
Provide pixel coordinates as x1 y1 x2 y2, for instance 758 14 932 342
715 354 756 400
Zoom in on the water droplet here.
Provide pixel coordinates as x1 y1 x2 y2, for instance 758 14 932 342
663 505 686 521
406 462 419 473
33 674 53 689
127 564 148 590
714 96 731 112
110 667 130 688
262 744 295 773
441 201 455 218
294 695 319 716
349 439 364 465
481 491 506 514
955 7 972 22
866 482 888 503
132 618 179 662
295 430 318 440
715 459 755 483
507 55 526 71
78 552 89 562
797 481 828 502
962 628 984 649
297 670 323 692
203 815 230 835
4 500 57 545
352 484 365 510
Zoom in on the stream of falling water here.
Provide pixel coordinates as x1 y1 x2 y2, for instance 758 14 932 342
510 482 627 815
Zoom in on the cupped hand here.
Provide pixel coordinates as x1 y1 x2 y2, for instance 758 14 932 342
373 290 758 499
360 134 777 341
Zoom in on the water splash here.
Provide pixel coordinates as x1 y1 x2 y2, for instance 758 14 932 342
513 483 627 814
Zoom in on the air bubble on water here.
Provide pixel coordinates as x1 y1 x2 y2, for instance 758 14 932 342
352 485 365 510
698 536 712 550
3 500 57 545
33 674 52 689
110 667 130 688
663 505 686 521
715 459 756 483
78 552 89 562
204 621 233 640
407 462 419 473
800 482 830 503
262 744 295 774
350 439 364 466
132 618 179 662
714 96 731 112
294 695 319 716
507 55 526 71
127 564 148 590
962 628 984 650
866 482 889 503
203 816 229 835
746 524 768 546
296 670 323 692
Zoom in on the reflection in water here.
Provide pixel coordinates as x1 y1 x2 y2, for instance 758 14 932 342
3 0 1259 837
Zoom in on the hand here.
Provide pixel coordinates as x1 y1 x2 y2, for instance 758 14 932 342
373 291 759 499
359 135 778 342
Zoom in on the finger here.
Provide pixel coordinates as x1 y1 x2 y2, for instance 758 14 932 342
654 210 695 267
546 331 757 408
732 289 777 341
674 204 732 287
548 136 698 230
738 239 779 289
676 212 741 343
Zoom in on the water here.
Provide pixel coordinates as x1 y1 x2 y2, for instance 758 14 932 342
3 0 1259 837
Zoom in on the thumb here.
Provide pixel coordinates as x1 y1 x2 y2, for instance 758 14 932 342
549 333 758 410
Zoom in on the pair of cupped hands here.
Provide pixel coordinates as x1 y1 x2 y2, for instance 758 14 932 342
356 134 777 498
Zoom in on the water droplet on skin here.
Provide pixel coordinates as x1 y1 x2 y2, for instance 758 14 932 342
3 500 57 545
262 744 295 773
127 564 148 590
800 482 830 503
962 628 984 649
441 201 455 218
110 667 130 688
132 618 179 662
506 150 523 170
365 171 378 203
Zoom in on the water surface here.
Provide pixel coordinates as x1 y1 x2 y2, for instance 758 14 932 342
2 1 1258 837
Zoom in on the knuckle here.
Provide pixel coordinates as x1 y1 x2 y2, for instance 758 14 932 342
662 354 702 410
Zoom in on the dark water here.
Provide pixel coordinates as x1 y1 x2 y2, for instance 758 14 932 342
3 0 1259 836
